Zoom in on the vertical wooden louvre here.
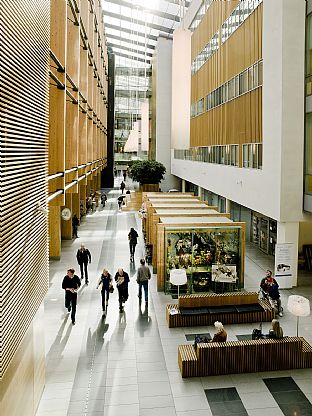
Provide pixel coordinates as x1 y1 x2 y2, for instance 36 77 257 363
0 0 50 378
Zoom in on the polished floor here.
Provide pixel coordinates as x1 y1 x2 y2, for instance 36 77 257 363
36 181 312 416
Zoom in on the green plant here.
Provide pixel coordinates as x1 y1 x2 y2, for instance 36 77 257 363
128 160 166 184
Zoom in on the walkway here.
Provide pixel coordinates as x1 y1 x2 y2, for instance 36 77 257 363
36 184 312 416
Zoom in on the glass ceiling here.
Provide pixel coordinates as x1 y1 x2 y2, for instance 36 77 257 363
102 0 188 67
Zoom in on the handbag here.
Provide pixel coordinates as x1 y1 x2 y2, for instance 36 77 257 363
109 283 114 293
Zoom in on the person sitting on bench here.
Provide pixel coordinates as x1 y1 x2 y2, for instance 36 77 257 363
267 319 283 339
211 321 227 342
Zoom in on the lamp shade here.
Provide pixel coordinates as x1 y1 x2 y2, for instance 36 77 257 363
287 295 310 317
170 269 187 286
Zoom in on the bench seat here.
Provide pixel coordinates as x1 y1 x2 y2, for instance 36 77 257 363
166 299 273 328
178 337 312 378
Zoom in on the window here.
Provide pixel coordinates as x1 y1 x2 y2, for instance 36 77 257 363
228 78 235 100
198 98 204 115
242 143 262 169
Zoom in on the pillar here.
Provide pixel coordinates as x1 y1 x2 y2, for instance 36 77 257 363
198 186 202 200
61 193 72 240
182 179 186 193
226 199 231 214
49 206 61 259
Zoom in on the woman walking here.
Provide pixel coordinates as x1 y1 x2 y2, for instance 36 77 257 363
96 269 112 316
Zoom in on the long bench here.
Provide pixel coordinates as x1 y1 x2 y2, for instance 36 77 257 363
178 337 312 378
166 292 273 328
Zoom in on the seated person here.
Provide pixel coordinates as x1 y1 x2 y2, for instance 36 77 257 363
211 321 227 342
267 318 283 339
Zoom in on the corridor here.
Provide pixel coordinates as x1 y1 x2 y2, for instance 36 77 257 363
36 188 312 416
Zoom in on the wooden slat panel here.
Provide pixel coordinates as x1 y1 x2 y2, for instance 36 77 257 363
179 337 311 378
0 0 50 382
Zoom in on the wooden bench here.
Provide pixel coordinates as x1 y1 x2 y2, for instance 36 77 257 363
178 337 312 378
166 292 273 328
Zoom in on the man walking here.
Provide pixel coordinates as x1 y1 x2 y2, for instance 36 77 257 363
76 244 92 284
137 258 151 304
62 269 81 325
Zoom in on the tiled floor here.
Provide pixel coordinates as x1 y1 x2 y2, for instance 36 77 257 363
36 178 312 416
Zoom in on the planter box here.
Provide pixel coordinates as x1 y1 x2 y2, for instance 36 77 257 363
139 184 160 192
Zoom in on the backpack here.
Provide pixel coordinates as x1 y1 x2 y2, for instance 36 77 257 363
252 328 263 340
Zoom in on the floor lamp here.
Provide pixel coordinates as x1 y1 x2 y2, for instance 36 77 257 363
287 295 310 336
170 269 187 299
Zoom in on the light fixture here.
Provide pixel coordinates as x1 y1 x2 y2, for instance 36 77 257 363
170 269 187 299
287 295 310 336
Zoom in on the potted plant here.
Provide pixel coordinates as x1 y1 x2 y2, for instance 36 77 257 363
128 160 166 191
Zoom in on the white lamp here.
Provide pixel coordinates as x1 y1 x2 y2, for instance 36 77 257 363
170 269 187 299
287 295 310 336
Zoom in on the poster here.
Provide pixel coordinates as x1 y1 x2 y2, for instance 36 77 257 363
274 243 294 288
211 264 237 283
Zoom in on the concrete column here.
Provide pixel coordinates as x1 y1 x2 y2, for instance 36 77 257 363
198 186 202 200
276 221 299 286
154 36 180 191
226 199 231 214
182 179 186 193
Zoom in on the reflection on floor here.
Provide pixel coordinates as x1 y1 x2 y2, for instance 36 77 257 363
36 180 312 416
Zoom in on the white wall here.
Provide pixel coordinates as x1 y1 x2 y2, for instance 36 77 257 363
155 36 180 191
172 0 306 223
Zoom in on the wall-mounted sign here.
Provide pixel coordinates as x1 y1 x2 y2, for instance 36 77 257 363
274 243 294 288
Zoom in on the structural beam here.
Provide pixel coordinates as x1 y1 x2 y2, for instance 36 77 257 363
105 33 155 50
107 42 153 57
104 0 180 22
113 51 151 64
104 22 159 41
103 10 174 34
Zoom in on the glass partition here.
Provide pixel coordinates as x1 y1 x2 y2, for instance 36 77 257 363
165 226 243 295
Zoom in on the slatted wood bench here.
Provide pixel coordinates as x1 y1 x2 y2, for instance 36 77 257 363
166 292 273 328
178 337 312 378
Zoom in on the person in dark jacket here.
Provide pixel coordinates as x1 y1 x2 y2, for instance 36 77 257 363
62 268 81 325
136 258 151 303
96 269 112 316
72 214 79 238
76 244 91 284
128 227 139 261
115 268 130 312
120 181 126 194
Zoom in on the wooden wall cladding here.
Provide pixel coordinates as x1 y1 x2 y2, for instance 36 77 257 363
49 0 108 247
191 5 263 102
190 3 263 148
190 88 262 147
0 0 50 382
191 0 239 61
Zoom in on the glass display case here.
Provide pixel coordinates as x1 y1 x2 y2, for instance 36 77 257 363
164 225 244 294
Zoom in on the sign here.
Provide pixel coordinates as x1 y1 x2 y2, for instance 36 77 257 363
274 243 294 288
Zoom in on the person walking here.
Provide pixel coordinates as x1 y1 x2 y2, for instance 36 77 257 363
114 167 117 177
62 268 81 325
128 227 139 261
136 258 151 304
76 244 92 284
96 269 112 316
123 170 127 182
115 268 130 312
101 192 107 207
72 214 79 238
120 181 126 194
